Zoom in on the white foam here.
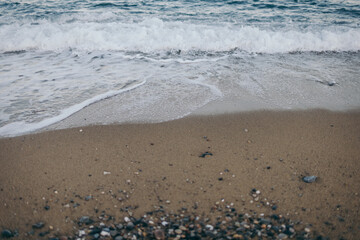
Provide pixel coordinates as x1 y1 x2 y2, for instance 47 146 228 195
1 18 360 53
0 80 146 137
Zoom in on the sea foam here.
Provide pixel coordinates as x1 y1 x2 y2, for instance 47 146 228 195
1 18 360 54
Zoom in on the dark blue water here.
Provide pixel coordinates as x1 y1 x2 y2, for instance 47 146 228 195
0 0 360 136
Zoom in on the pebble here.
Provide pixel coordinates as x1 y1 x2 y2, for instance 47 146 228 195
126 222 134 230
79 216 93 225
39 193 323 240
154 229 165 240
199 151 213 158
78 230 86 237
103 171 111 175
32 222 45 229
278 233 288 239
100 230 110 237
85 195 92 201
205 224 214 231
302 175 317 183
1 229 13 238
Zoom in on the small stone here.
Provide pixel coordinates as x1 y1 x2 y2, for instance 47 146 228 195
110 230 118 237
165 200 171 204
272 205 278 210
154 229 165 240
179 226 187 231
115 236 124 240
100 231 110 237
175 229 182 234
124 217 130 222
126 222 134 230
304 227 311 233
79 216 93 225
103 171 111 175
1 229 13 238
199 152 213 158
38 231 49 237
44 205 50 210
32 222 45 229
78 230 86 237
85 195 92 201
278 233 288 239
205 224 214 231
302 176 317 183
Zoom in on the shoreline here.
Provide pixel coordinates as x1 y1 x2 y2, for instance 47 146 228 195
1 110 359 239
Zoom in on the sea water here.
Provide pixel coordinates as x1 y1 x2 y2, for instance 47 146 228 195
0 0 359 136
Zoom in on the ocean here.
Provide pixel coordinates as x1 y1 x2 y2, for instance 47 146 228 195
0 0 360 136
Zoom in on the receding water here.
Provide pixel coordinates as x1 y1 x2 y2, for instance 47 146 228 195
0 0 360 136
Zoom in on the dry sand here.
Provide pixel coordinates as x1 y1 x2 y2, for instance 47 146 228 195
0 110 359 239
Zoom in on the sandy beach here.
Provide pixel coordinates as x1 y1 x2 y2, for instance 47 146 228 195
0 110 359 239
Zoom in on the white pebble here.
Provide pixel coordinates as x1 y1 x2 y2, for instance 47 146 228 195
205 224 214 231
78 230 86 237
100 231 110 237
124 217 130 222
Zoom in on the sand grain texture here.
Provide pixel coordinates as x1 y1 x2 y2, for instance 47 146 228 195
0 110 359 239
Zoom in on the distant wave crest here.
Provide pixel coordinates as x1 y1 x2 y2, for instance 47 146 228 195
1 18 360 54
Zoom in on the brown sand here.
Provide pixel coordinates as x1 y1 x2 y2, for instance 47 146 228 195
0 110 359 239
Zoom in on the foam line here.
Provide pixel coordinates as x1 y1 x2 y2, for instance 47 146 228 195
0 80 146 137
1 18 360 53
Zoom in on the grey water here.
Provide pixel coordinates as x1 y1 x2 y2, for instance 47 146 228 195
0 0 360 136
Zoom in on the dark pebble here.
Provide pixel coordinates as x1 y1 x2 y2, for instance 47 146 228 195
302 176 317 183
218 177 224 181
110 230 118 237
85 195 92 201
32 222 45 229
39 231 49 237
199 152 213 158
1 229 13 238
126 222 134 230
44 205 50 210
89 227 101 235
154 229 165 239
79 216 94 225
272 205 278 210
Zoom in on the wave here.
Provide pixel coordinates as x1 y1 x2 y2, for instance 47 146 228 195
0 18 360 54
0 80 146 137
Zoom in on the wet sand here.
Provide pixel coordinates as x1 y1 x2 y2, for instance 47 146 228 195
0 110 359 239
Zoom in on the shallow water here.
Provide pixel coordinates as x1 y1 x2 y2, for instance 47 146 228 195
1 0 360 136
